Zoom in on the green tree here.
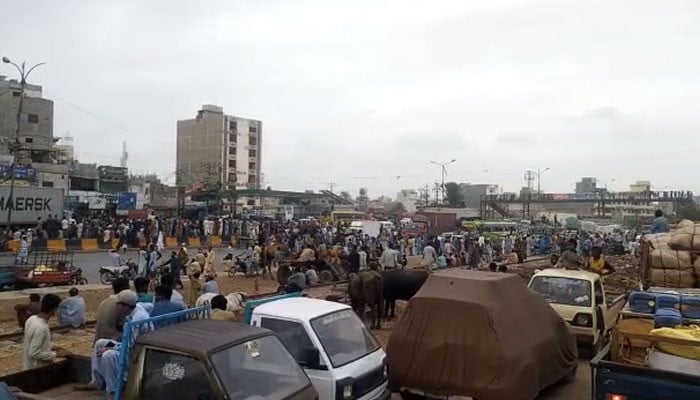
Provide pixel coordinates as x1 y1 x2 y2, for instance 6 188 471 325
387 202 407 216
444 182 464 207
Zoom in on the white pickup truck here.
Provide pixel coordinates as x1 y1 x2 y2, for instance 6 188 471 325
249 297 391 400
528 269 626 353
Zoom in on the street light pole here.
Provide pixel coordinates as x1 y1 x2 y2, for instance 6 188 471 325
430 159 456 204
2 57 46 231
536 167 550 195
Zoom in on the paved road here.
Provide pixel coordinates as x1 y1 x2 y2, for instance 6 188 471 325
0 248 242 285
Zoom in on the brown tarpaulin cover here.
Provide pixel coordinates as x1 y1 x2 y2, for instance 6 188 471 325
386 270 578 400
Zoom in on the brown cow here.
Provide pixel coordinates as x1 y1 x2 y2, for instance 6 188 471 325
348 270 383 329
261 242 290 279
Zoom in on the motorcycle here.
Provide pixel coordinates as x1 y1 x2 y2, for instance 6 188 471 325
100 261 138 285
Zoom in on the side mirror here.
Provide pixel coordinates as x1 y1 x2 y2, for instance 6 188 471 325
299 347 320 370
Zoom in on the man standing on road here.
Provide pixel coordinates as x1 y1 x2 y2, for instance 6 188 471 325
22 294 66 370
159 251 184 289
422 242 437 272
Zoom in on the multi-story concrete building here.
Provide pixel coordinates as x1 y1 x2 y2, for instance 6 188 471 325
176 105 262 190
459 183 499 208
396 189 420 213
630 180 651 193
0 76 72 191
575 177 597 195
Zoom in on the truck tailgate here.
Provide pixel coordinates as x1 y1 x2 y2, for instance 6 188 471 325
592 344 700 400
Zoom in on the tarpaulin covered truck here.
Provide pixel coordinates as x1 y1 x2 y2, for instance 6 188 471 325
0 187 64 225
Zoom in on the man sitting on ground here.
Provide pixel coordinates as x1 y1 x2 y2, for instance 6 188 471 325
587 246 616 275
58 287 86 329
23 294 67 370
150 285 185 317
15 293 41 329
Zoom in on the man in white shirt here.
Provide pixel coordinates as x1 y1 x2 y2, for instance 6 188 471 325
358 247 368 271
379 245 397 270
422 244 437 272
23 294 66 370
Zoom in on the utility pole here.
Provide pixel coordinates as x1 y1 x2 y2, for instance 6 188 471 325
430 159 456 204
2 57 45 230
433 182 441 206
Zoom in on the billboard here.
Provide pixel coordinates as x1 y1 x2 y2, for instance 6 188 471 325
117 192 137 210
0 165 36 180
0 187 64 224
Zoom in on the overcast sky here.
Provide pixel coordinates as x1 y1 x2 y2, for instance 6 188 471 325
2 0 699 198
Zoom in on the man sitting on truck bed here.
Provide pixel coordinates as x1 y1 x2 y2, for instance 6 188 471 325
587 246 616 275
77 290 150 395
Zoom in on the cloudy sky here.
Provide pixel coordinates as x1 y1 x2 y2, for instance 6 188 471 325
2 0 699 198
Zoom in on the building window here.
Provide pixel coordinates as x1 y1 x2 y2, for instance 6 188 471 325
228 147 236 155
27 114 39 123
42 181 54 187
249 125 257 133
228 160 236 169
229 121 237 131
249 136 257 146
12 91 20 97
229 133 236 143
228 173 237 183
248 149 256 158
248 162 256 171
25 137 33 143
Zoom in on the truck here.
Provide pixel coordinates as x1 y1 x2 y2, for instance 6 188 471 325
528 269 626 354
349 220 382 238
1 307 318 400
0 186 64 225
590 331 700 399
414 212 456 236
244 295 391 400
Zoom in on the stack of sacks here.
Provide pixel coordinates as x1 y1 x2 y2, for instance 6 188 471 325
644 232 696 288
668 221 700 287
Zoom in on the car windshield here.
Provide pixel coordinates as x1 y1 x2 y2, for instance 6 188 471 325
211 335 311 400
311 309 380 368
530 276 592 307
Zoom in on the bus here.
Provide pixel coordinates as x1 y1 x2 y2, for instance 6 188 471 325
329 210 367 223
462 220 519 234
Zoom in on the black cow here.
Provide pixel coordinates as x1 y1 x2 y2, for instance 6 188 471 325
382 269 429 318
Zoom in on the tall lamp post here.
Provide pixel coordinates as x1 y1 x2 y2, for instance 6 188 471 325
430 159 456 204
2 57 45 230
536 167 550 195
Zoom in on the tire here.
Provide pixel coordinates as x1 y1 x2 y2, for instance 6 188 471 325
78 277 88 285
100 272 114 285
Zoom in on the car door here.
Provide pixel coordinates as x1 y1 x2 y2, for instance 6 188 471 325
259 317 334 400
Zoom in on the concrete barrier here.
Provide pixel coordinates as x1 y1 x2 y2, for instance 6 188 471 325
47 239 67 252
208 236 222 247
7 240 19 253
111 239 120 249
81 238 99 251
188 237 201 248
165 237 178 248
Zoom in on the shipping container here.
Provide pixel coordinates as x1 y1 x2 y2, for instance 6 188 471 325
416 211 458 235
0 187 64 225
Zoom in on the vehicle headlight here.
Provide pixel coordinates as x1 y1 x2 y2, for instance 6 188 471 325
573 313 593 327
343 385 352 399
